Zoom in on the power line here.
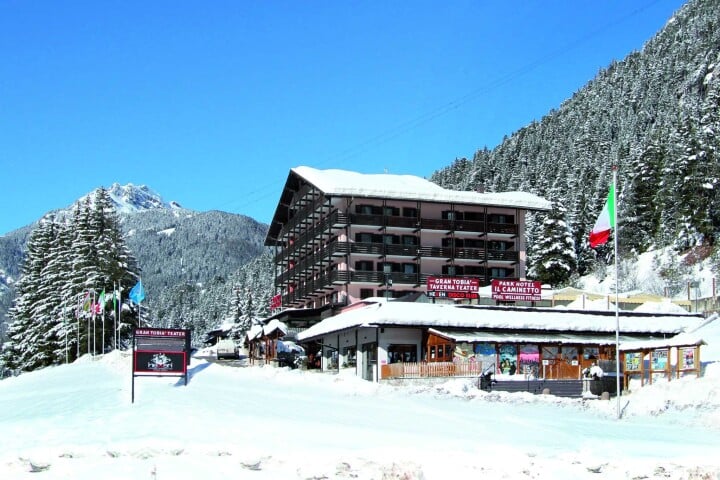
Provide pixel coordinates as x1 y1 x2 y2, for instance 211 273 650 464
217 0 667 218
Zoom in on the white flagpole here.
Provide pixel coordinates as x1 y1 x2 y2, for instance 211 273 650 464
87 291 91 357
101 291 105 354
92 290 96 356
77 292 81 358
613 165 621 419
114 282 117 350
64 305 68 364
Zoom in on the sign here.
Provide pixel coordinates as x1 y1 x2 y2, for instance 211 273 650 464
132 328 190 403
491 279 542 302
270 293 282 310
426 276 479 299
426 290 478 299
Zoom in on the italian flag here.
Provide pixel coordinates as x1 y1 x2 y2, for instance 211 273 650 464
589 183 615 248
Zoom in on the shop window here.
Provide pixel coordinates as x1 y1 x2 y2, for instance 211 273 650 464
499 344 518 375
583 347 599 360
342 346 357 367
519 344 539 378
562 346 579 364
388 344 416 364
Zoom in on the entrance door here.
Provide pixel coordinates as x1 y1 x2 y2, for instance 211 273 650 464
362 342 377 381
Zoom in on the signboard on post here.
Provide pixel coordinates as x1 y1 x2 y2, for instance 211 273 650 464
132 328 190 403
426 276 479 299
491 280 542 302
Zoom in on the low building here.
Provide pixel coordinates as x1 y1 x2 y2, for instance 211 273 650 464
295 300 706 383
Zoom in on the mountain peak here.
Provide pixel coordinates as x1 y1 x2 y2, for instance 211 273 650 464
104 183 183 214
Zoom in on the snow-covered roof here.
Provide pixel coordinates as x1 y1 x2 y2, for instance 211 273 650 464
428 328 650 346
263 319 288 337
297 301 702 342
246 324 263 341
291 166 552 211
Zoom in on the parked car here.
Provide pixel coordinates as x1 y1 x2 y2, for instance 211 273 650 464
216 339 239 360
276 340 307 369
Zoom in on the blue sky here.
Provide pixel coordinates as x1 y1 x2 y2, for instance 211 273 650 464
0 0 687 235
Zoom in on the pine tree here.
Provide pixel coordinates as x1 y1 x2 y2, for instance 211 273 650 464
2 193 141 371
527 201 577 287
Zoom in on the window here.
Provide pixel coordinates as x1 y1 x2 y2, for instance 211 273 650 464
360 288 374 299
356 232 374 243
443 265 464 275
442 237 457 247
383 206 400 217
355 260 373 271
442 210 458 220
342 346 357 367
402 235 418 246
583 347 599 360
463 211 484 221
357 204 379 215
491 268 512 278
402 263 417 274
403 207 418 218
388 344 416 364
378 262 400 273
488 240 512 251
464 266 484 275
488 213 514 224
383 234 399 245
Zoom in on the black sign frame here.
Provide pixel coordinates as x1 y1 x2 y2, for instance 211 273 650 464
132 327 191 403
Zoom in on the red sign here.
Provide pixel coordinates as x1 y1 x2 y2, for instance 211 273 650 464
426 276 479 299
427 291 478 299
491 280 542 301
270 294 282 310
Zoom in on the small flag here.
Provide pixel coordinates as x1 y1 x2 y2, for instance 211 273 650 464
99 289 106 306
589 182 615 248
82 291 92 312
129 280 145 304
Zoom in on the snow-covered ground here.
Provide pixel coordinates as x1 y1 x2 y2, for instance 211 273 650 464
1 316 720 480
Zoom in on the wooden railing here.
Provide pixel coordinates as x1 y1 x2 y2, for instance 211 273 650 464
381 361 485 379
